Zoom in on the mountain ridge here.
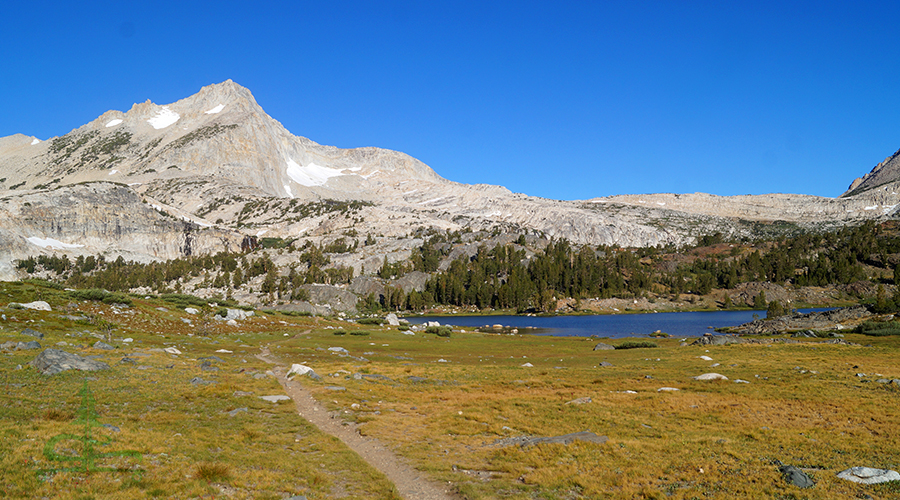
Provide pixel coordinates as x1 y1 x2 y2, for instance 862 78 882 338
0 80 898 283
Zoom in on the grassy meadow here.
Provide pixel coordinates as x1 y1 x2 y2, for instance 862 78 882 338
1 281 899 499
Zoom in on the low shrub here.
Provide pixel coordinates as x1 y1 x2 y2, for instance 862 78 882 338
615 341 658 349
357 317 383 325
855 320 900 336
426 325 452 337
398 324 410 331
160 293 206 308
333 329 347 335
69 288 133 306
349 330 370 336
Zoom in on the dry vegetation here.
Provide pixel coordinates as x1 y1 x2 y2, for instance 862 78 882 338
1 280 899 499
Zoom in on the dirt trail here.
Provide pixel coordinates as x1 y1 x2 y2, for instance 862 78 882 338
256 347 460 500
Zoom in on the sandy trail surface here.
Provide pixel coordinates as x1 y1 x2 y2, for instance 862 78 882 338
256 347 460 500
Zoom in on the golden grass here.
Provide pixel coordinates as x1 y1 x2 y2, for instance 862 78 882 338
2 281 900 498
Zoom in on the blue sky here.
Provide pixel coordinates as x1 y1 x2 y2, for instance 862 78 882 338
2 1 899 200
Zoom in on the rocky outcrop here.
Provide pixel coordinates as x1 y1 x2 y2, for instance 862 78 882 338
0 182 243 280
724 305 872 335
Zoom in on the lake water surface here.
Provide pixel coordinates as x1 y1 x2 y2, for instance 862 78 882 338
403 309 830 338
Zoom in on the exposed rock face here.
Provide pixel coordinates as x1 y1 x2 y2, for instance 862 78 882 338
843 147 900 197
1 80 899 286
0 182 243 280
724 305 872 335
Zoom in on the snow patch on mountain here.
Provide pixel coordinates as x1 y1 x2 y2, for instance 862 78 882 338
30 138 40 145
106 119 123 127
147 106 180 129
285 158 345 187
26 237 84 250
205 104 225 114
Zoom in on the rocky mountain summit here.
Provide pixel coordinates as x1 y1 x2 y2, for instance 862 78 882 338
0 80 897 285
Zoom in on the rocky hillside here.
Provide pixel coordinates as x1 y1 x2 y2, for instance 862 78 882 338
0 80 898 285
842 147 900 197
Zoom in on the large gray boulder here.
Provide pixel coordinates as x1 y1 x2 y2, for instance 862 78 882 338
30 349 110 375
836 467 900 484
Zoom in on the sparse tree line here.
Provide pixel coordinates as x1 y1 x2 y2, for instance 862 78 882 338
15 221 900 313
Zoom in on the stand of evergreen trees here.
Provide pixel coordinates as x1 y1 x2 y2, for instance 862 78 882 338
15 221 900 313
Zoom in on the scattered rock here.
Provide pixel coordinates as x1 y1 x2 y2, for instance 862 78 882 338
260 395 291 402
30 349 110 375
593 343 615 351
200 361 219 372
325 386 346 391
524 431 608 447
9 301 51 311
190 377 216 385
385 313 400 326
184 307 199 315
215 308 254 321
699 355 713 361
598 361 614 367
521 362 533 367
93 341 115 350
779 465 815 488
163 347 182 355
233 391 253 397
20 328 44 339
693 373 728 381
328 347 348 353
226 407 248 417
836 467 900 484
657 387 680 392
565 397 591 405
691 334 744 346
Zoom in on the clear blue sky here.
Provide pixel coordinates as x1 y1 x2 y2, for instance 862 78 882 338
2 1 899 200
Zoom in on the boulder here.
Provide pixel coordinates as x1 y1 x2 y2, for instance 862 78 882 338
93 341 115 350
20 328 44 339
691 334 744 346
385 313 400 326
286 363 321 381
836 467 900 484
9 301 51 311
779 465 814 488
522 431 608 447
693 373 728 381
30 349 110 375
593 343 615 351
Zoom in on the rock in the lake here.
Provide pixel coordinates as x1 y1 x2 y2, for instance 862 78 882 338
30 349 110 375
836 466 900 484
779 465 815 488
